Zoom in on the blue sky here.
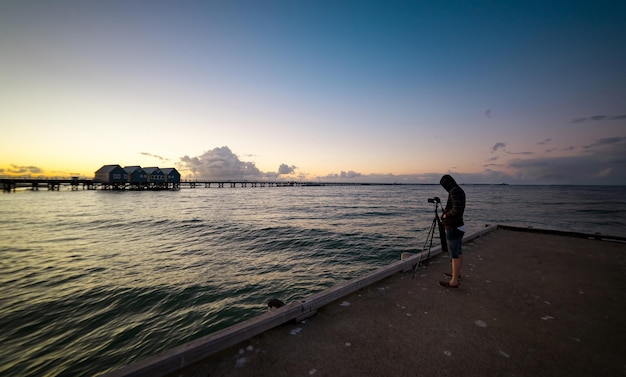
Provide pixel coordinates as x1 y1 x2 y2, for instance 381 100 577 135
1 0 625 184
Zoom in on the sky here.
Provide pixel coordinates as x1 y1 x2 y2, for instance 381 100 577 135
1 0 625 185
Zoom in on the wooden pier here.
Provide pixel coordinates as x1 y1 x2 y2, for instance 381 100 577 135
1 177 95 192
1 178 367 192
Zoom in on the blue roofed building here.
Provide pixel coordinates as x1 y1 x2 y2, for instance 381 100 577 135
143 167 165 189
161 168 181 189
94 165 128 189
124 166 148 189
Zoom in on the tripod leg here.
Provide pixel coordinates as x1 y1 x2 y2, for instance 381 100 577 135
425 218 437 262
413 217 437 278
437 217 448 255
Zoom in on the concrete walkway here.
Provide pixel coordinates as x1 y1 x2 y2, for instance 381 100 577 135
171 228 626 377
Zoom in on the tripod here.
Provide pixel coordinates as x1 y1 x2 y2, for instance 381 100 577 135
412 197 448 279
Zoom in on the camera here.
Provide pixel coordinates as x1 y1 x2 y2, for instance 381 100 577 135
427 197 441 203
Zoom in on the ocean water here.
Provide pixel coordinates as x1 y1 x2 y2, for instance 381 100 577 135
1 184 625 376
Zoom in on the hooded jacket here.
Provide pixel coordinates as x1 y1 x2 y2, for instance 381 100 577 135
440 175 465 229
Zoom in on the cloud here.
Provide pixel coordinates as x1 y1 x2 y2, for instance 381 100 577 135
571 114 626 123
449 169 513 184
178 146 262 179
490 142 532 155
278 164 297 175
448 136 626 184
505 137 626 184
173 140 626 185
6 164 44 175
322 170 364 180
340 170 363 179
141 152 169 162
583 136 626 149
537 138 552 145
508 157 606 184
491 142 506 153
485 109 492 118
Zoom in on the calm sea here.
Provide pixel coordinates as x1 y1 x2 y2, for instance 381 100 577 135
1 184 625 376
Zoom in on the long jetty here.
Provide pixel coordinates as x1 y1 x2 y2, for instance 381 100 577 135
1 178 375 192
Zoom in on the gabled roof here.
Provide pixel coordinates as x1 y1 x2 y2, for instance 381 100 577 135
95 164 123 174
123 166 145 173
143 167 163 174
161 168 180 175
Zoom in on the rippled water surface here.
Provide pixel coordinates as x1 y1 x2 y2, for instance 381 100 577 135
1 185 625 376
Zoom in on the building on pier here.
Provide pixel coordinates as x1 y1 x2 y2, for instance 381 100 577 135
94 165 128 189
94 165 180 190
124 166 148 189
162 168 181 189
143 167 165 188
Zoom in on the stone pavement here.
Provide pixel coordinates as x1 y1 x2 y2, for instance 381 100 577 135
168 228 626 377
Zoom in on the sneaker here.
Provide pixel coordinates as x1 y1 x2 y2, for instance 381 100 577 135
439 281 459 288
443 272 461 280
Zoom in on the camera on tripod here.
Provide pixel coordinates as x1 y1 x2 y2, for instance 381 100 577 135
413 195 447 278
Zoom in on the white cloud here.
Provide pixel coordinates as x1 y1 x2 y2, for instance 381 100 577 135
278 164 297 175
178 146 262 180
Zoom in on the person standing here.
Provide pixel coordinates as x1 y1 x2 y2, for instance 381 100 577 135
438 174 466 288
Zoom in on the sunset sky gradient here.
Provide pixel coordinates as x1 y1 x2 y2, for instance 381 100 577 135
1 0 625 184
